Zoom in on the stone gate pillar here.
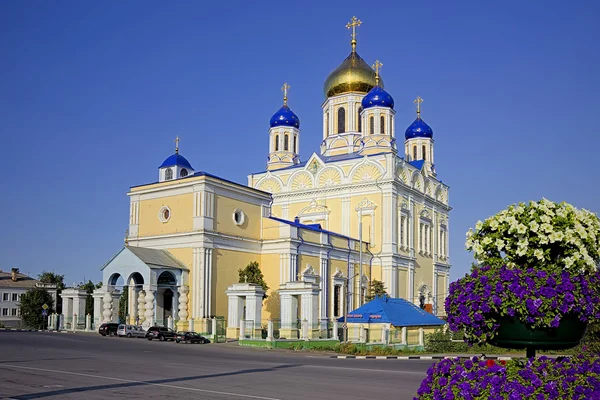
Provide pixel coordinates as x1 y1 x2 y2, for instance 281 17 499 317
225 283 265 339
279 281 321 339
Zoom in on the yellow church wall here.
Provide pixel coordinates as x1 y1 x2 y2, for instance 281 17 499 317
130 176 204 192
212 248 261 318
370 264 383 282
331 236 348 250
261 217 282 240
397 269 408 300
138 193 194 237
298 254 320 273
413 256 433 295
437 273 447 315
214 194 262 239
301 230 320 244
331 258 349 278
278 174 291 186
349 194 382 253
259 253 281 321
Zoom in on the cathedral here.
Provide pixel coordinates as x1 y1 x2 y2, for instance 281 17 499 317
91 17 451 333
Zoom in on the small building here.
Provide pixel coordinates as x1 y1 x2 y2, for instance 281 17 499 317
0 268 58 328
339 295 445 346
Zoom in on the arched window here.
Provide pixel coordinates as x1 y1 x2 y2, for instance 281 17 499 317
357 107 363 132
275 135 279 151
422 145 427 161
369 116 374 135
165 168 173 180
180 168 188 178
413 145 417 160
284 134 289 151
293 136 297 153
380 116 385 134
337 107 345 133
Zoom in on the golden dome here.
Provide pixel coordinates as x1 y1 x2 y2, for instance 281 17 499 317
323 51 384 98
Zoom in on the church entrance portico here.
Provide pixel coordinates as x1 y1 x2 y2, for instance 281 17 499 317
278 281 320 339
95 246 189 330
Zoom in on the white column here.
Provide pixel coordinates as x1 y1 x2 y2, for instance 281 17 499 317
137 290 146 324
246 294 263 332
433 271 438 315
178 286 189 323
401 327 407 345
289 254 297 282
193 247 203 319
332 319 339 340
239 318 245 339
267 319 274 341
102 292 112 323
144 287 155 327
319 257 328 320
204 248 213 318
418 327 424 346
341 197 351 236
408 265 415 304
280 294 294 330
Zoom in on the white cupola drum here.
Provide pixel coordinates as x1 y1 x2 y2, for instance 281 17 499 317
158 136 195 182
358 59 397 156
267 83 301 171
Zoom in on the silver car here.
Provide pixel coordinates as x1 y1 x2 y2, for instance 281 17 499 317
117 324 146 338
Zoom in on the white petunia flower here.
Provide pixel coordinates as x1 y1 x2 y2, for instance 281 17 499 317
534 249 544 260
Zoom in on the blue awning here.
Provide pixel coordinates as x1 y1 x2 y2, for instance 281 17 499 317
338 295 446 327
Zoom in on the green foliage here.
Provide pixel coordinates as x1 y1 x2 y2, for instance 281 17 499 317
19 287 54 329
38 271 65 291
366 280 387 301
78 280 102 316
238 261 269 299
578 323 600 354
425 328 504 354
118 287 128 323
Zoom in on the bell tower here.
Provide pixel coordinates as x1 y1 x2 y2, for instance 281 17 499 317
267 83 301 171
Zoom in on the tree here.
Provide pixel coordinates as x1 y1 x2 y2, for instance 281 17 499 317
38 271 65 314
19 287 54 329
366 280 387 302
78 280 102 317
38 271 65 291
118 287 128 323
238 261 269 299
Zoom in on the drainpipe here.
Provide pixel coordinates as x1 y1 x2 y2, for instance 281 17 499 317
294 217 304 281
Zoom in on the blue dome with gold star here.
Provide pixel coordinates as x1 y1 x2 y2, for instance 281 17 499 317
361 86 394 109
270 105 300 129
405 117 433 139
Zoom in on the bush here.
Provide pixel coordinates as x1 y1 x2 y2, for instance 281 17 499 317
414 353 600 399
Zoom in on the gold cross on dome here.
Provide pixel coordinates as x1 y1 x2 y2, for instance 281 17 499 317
346 16 362 51
414 96 424 117
174 136 180 153
281 82 290 105
372 60 383 85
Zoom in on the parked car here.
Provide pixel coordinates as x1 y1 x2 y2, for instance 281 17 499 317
117 324 146 338
146 326 176 341
175 331 209 344
98 323 119 337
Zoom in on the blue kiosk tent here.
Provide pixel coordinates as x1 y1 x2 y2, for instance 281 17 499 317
338 295 445 346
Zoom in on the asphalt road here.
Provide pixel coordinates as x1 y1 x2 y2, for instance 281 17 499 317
0 331 433 399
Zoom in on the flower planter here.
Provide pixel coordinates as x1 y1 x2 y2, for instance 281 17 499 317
490 314 587 351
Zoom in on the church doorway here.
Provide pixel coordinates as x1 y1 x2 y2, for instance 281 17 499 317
156 271 177 326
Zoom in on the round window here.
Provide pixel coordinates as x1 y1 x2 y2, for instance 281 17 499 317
233 209 245 226
158 206 171 223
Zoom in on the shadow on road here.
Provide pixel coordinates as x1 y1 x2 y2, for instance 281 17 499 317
7 363 302 399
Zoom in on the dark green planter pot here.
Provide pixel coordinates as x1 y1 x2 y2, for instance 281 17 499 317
490 314 587 351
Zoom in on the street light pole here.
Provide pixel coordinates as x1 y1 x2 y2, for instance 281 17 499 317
359 210 363 307
343 272 361 343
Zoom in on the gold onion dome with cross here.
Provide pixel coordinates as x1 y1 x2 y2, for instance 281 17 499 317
323 16 383 98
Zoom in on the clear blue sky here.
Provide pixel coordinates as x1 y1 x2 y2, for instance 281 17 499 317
1 1 598 288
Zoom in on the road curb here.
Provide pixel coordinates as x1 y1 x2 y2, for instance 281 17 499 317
331 355 513 360
0 328 70 333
